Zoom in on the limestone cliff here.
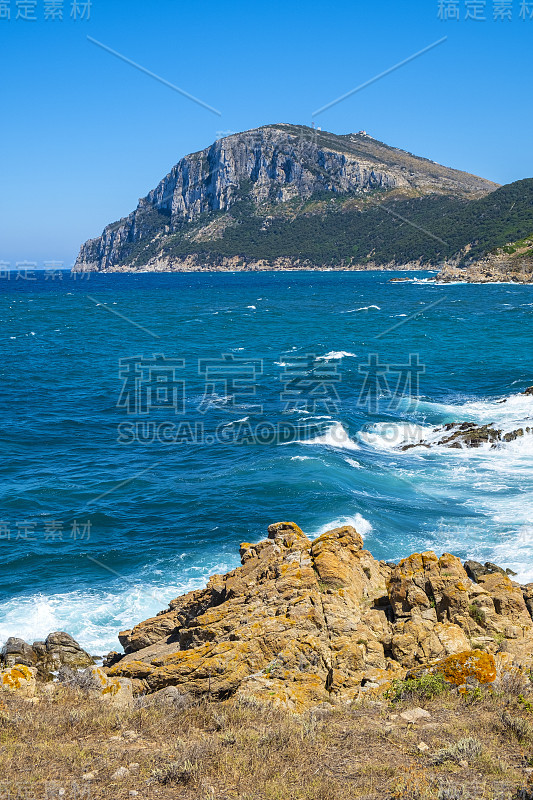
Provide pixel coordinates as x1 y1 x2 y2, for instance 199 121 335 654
74 124 498 273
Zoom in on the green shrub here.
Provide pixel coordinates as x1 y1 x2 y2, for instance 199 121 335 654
385 672 448 703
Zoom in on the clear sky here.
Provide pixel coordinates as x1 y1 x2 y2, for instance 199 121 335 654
1 0 532 266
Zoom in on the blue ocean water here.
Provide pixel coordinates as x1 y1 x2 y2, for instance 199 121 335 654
2 269 533 653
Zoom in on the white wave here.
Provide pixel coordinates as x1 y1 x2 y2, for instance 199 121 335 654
398 276 438 284
299 422 359 451
311 513 373 540
344 457 362 468
424 515 533 585
344 305 381 313
317 351 357 361
290 455 314 461
202 393 232 407
0 561 233 654
246 305 256 310
417 392 533 429
433 279 527 286
360 422 434 451
222 416 250 427
361 416 533 455
491 526 533 583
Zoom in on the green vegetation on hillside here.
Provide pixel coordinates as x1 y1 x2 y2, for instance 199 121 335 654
122 178 533 269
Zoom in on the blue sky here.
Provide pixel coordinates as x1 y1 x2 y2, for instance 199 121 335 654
1 0 532 265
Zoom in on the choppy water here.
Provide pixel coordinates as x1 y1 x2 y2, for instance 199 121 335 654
2 269 533 653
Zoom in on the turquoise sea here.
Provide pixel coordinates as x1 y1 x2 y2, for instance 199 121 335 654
3 269 533 653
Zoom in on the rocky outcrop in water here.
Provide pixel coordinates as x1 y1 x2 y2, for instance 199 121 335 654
101 522 533 711
401 422 531 451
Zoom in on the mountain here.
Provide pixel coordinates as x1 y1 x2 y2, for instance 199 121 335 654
75 123 512 273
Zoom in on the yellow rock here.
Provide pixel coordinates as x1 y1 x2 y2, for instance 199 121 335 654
0 664 36 697
108 522 533 711
87 666 133 708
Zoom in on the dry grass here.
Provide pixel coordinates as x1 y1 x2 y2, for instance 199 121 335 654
0 683 532 799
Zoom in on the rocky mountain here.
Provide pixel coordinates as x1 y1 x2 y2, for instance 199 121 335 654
74 124 501 273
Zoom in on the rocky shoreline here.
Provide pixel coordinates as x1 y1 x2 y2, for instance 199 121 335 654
436 239 533 284
73 255 426 274
401 421 532 451
5 521 533 713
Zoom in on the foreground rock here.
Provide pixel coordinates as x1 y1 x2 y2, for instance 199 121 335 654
0 664 36 697
0 631 94 680
105 522 533 711
85 666 133 708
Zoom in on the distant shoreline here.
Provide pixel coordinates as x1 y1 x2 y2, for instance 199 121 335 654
71 263 434 275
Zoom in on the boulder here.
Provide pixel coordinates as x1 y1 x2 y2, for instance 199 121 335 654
140 685 193 709
1 637 36 668
400 707 431 724
0 664 36 696
0 632 94 681
425 649 524 690
43 632 94 672
85 666 133 708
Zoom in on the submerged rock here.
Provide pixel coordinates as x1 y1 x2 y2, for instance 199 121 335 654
105 522 533 711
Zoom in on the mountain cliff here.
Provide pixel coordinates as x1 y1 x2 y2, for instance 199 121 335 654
74 124 502 273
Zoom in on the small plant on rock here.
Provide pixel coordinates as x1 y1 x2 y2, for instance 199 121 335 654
468 602 486 626
518 694 533 712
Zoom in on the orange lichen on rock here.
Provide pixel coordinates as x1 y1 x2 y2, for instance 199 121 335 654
0 664 36 696
432 650 497 685
87 666 133 708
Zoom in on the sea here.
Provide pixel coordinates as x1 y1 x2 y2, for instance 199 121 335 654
3 268 533 654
